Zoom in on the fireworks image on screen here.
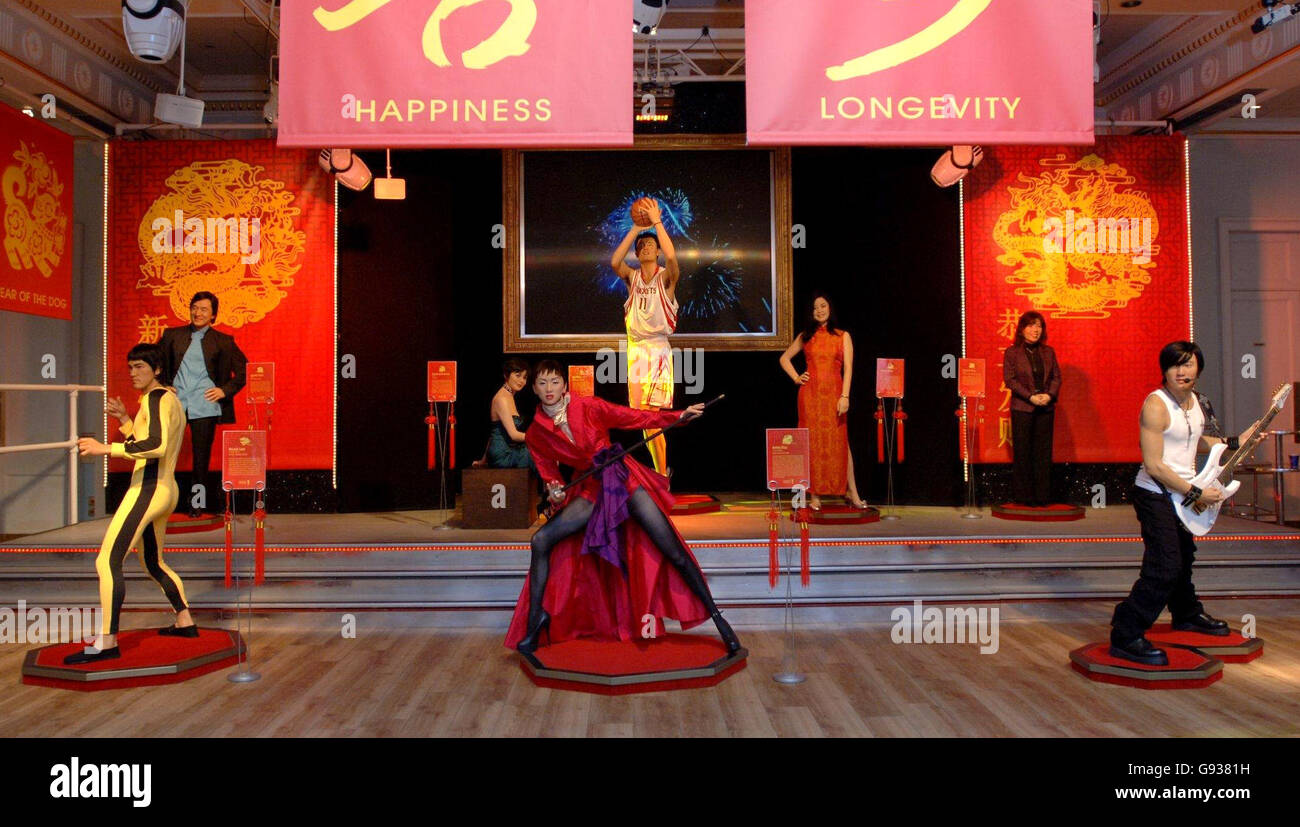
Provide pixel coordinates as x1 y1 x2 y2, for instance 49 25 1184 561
592 188 746 326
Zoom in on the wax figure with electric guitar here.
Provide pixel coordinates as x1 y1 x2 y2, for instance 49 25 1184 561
1109 341 1291 666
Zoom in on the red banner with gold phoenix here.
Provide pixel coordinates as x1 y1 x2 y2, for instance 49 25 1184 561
0 102 74 319
963 135 1190 464
108 139 334 471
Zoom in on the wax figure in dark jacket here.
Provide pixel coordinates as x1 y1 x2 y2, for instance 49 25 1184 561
158 291 247 517
1002 311 1062 506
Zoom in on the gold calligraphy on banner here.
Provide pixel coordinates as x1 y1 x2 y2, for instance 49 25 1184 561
3 140 67 278
135 160 305 328
992 153 1160 319
826 0 993 80
314 0 537 70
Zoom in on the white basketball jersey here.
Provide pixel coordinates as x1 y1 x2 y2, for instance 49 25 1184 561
624 265 678 340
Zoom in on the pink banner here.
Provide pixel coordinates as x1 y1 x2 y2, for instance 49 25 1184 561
746 0 1094 146
278 0 630 148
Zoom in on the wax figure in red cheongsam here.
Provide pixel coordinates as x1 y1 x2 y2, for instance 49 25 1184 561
504 361 740 655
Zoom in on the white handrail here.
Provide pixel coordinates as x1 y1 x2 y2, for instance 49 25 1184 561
0 383 104 526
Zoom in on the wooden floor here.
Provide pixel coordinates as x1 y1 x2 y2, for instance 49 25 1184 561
3 599 1299 737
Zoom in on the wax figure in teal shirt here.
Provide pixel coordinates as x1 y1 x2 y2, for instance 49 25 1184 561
158 291 247 517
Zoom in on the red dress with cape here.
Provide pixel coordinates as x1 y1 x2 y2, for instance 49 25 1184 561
503 395 710 649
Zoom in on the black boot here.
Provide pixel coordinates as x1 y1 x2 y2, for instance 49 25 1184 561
712 610 742 655
1109 636 1168 666
516 609 550 654
1171 612 1230 636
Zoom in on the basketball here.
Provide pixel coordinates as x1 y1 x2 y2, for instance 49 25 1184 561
630 197 656 227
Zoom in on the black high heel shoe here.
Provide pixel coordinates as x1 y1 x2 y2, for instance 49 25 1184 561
516 609 551 654
712 610 742 655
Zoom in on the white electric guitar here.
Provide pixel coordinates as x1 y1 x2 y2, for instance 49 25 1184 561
1173 383 1292 536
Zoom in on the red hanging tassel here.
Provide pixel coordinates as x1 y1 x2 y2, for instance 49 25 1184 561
797 507 811 586
875 400 885 463
447 403 457 470
425 404 438 470
767 494 780 588
894 401 908 464
223 496 234 589
253 498 266 586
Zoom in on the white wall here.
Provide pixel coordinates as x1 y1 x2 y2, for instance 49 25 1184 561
1190 135 1300 523
0 140 106 535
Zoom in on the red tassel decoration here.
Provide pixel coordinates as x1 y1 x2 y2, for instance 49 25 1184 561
767 494 780 588
223 495 234 589
253 498 266 586
894 402 908 464
875 401 885 463
425 405 438 470
797 507 811 586
447 403 457 470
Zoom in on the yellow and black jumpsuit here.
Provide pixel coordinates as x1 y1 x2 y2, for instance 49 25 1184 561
97 386 190 635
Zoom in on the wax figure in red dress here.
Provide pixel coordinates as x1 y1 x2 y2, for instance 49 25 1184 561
778 292 867 511
506 361 741 654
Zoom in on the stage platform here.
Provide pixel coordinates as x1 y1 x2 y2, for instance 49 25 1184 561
2 495 1298 624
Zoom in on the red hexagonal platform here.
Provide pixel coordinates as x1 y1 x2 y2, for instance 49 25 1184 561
518 633 747 695
1146 623 1264 663
22 628 245 691
993 503 1086 522
1068 642 1222 690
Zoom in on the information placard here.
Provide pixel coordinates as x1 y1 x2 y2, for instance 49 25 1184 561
427 361 457 403
876 358 905 398
246 362 275 403
959 358 986 398
222 430 268 491
766 428 811 491
568 365 595 398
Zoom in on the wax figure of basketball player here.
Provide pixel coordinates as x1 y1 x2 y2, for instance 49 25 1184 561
506 361 740 655
66 344 196 665
158 291 247 518
609 199 678 479
1109 342 1259 666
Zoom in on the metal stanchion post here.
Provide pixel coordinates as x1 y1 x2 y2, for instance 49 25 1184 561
227 486 260 684
773 488 806 685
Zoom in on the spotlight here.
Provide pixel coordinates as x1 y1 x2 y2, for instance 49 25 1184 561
1254 1 1300 34
319 149 373 192
634 0 669 36
931 145 984 188
121 0 188 63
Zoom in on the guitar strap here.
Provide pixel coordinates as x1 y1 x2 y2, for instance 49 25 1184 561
1194 390 1225 440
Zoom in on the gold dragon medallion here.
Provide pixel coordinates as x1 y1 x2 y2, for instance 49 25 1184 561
992 153 1161 319
135 159 306 328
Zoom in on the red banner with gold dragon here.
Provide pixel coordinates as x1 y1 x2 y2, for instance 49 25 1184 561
108 139 334 471
963 135 1190 464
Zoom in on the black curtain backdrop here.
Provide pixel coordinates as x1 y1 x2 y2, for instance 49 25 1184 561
107 144 1133 515
334 146 970 510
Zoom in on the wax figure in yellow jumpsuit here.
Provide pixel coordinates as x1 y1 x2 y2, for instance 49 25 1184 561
609 199 679 477
66 343 197 665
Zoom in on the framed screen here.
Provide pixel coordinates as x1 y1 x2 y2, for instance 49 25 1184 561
503 136 792 352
